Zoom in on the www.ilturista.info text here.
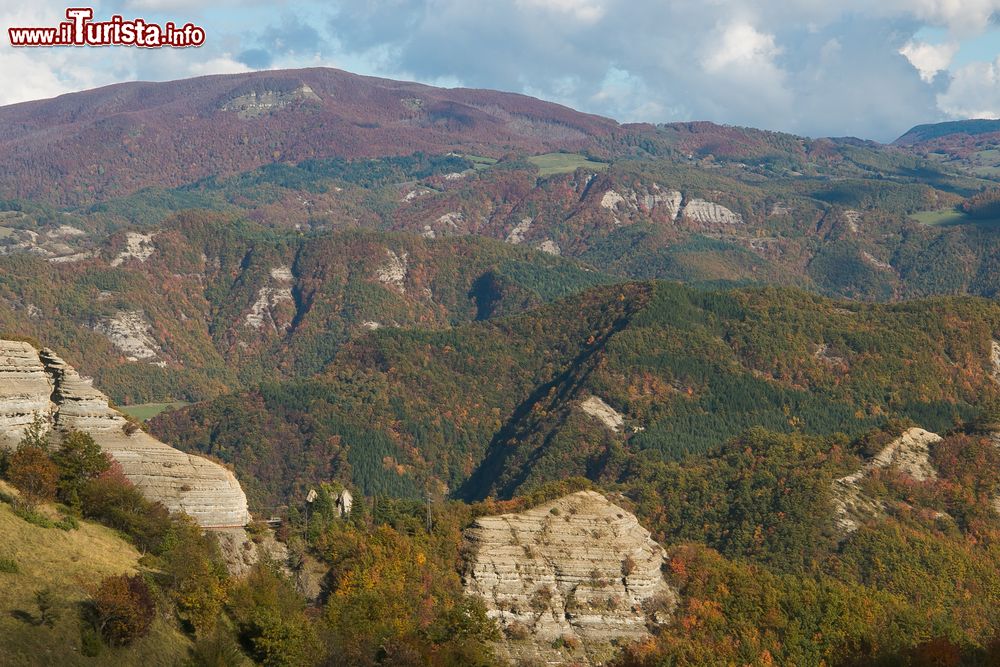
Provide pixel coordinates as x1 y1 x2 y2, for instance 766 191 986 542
9 8 205 48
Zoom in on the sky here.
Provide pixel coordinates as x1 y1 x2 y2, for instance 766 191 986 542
1 1 1000 142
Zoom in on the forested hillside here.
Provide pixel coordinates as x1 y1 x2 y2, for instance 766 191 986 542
0 213 613 403
152 281 1000 509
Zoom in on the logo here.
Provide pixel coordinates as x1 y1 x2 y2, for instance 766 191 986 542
9 8 206 48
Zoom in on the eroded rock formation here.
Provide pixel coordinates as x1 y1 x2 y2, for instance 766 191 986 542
463 490 675 665
832 427 941 533
0 340 53 443
681 198 743 225
0 340 249 528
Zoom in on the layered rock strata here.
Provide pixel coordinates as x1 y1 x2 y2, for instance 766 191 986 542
463 490 675 665
0 340 53 444
0 340 249 528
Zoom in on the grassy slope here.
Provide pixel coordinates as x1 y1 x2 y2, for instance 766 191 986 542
119 402 190 422
0 482 190 666
527 152 608 176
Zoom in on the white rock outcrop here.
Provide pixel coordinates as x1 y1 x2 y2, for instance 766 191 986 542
645 188 683 220
580 396 624 433
991 340 1000 384
536 240 561 256
377 249 409 293
464 490 675 665
270 265 293 282
505 217 534 245
0 340 250 528
600 187 682 221
681 199 743 225
246 287 294 332
110 232 156 267
222 84 321 119
832 427 941 533
600 190 627 210
94 310 163 362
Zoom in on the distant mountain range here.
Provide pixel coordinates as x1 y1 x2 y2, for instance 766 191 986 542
2 66 997 206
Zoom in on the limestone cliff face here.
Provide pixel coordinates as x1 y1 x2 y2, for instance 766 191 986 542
0 341 53 443
463 490 675 665
0 340 249 528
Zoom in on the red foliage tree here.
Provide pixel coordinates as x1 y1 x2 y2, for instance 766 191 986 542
91 574 156 646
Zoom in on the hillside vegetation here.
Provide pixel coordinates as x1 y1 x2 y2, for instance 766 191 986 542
152 281 1000 509
8 70 1000 666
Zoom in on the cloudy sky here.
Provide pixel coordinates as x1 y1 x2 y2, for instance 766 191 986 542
2 0 1000 141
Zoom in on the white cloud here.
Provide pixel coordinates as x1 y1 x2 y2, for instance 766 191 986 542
703 23 782 72
903 0 1000 34
937 57 1000 118
186 55 253 76
900 40 959 82
514 0 605 23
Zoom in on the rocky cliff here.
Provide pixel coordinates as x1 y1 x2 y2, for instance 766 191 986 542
0 340 249 528
463 490 675 665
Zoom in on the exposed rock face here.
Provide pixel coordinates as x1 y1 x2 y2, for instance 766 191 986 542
0 340 249 528
0 340 54 445
377 249 409 293
681 198 743 225
843 209 862 233
270 265 294 282
245 265 296 333
580 396 624 433
506 217 534 245
110 231 156 267
536 239 561 256
94 310 163 363
832 427 941 533
599 187 682 221
221 83 322 119
464 491 675 665
991 340 1000 384
861 250 893 271
600 190 627 210
646 188 683 220
246 287 294 332
215 527 290 578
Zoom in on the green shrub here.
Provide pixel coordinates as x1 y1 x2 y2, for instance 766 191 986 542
13 502 55 528
0 555 18 573
80 624 102 657
55 514 80 531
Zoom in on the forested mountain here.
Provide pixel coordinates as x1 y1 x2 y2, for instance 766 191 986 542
0 68 618 205
151 281 1000 508
0 212 611 403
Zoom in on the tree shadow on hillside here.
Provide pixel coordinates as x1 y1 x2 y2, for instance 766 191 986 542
10 609 40 625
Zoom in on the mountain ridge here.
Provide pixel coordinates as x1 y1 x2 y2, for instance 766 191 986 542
0 67 620 205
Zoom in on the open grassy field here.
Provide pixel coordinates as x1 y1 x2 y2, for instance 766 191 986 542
911 207 1000 228
119 402 189 421
0 481 190 666
910 208 967 226
461 154 499 170
528 152 608 176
